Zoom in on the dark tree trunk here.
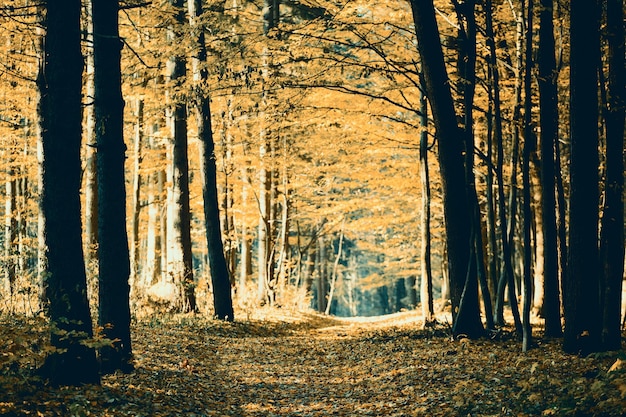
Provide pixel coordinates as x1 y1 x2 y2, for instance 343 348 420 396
495 13 523 336
37 0 99 386
189 0 234 321
418 84 434 326
564 0 601 355
92 0 133 374
521 0 534 352
409 0 483 338
537 0 562 338
167 0 195 313
454 0 493 332
484 0 507 316
599 0 625 351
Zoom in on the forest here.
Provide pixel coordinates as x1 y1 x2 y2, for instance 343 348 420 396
0 0 625 414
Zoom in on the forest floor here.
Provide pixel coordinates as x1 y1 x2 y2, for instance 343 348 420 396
1 308 626 416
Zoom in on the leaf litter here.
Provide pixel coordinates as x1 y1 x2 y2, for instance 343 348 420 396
1 310 625 416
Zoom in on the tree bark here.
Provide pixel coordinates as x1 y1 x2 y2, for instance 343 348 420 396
92 0 133 373
599 0 625 351
410 0 483 338
38 0 99 386
537 0 562 337
564 0 601 354
189 0 234 320
166 0 195 313
418 86 434 326
521 0 534 352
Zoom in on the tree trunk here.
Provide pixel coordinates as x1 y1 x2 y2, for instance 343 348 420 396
239 160 252 296
189 0 234 321
410 0 483 338
564 0 601 355
599 0 625 351
5 164 17 297
494 11 523 335
84 0 98 278
144 165 164 288
129 85 145 296
316 234 327 313
418 86 434 326
521 0 534 352
37 0 99 386
92 0 133 373
166 0 195 313
537 0 562 337
484 0 504 310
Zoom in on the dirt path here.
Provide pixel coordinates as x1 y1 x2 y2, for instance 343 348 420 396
2 310 625 416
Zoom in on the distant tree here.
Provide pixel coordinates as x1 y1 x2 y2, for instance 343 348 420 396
188 0 234 321
37 0 99 386
409 0 483 338
564 0 601 354
257 0 281 305
92 0 133 373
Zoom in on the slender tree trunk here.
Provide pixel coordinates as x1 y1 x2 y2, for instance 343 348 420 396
521 0 534 352
537 0 562 337
5 163 17 297
189 0 234 320
144 165 163 288
84 0 98 277
599 0 625 351
239 159 252 296
258 138 271 304
325 222 344 315
129 86 145 295
484 0 503 309
316 234 327 313
38 0 99 386
166 0 195 313
495 10 523 335
418 87 434 326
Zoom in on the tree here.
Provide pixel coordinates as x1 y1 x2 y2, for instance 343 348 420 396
599 0 625 351
166 0 196 313
564 0 601 354
257 0 281 305
189 0 234 321
409 0 483 338
521 0 534 352
92 0 133 373
537 0 562 338
37 0 99 386
418 86 434 327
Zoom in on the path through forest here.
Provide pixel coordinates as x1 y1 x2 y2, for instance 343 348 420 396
1 310 625 416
